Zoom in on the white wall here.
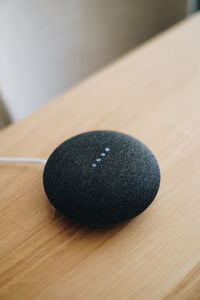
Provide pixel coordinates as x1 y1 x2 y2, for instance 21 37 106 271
0 0 188 121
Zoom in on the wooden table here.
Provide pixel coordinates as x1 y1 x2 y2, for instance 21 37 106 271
0 13 200 300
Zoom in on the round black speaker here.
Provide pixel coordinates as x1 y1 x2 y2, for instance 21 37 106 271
43 131 160 226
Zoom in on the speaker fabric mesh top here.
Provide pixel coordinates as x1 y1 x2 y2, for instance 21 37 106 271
43 131 160 226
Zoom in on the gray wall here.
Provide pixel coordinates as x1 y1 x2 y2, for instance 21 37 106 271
0 0 189 121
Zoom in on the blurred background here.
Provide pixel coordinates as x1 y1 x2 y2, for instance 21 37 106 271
0 0 199 128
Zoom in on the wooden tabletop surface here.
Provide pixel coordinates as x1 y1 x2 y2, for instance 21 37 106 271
0 13 200 300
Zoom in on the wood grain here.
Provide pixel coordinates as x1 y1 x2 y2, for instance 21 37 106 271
0 13 200 300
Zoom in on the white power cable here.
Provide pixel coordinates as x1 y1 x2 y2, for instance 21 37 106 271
0 157 47 165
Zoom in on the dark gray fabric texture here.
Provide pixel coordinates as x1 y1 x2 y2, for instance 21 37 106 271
43 131 160 226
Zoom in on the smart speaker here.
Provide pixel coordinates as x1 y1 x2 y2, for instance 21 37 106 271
43 131 160 226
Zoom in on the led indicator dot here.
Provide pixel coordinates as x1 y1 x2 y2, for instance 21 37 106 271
92 163 97 168
96 158 101 162
105 147 110 152
101 153 106 157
